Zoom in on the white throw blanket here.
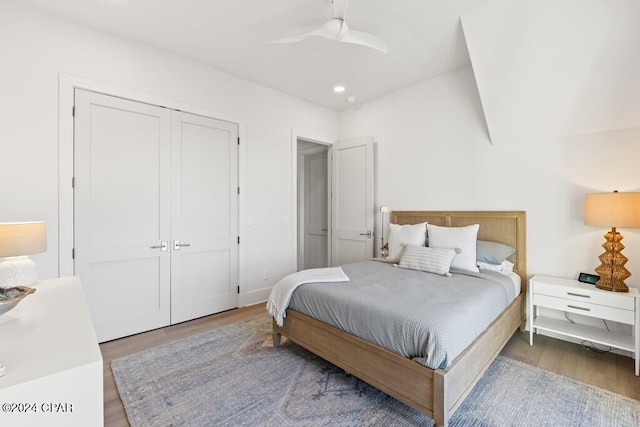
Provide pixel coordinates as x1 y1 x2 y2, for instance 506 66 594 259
266 267 350 326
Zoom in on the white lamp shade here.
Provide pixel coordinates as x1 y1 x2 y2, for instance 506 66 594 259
584 192 640 228
0 222 47 257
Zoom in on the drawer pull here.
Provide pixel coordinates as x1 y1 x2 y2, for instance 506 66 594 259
567 305 591 312
567 292 590 298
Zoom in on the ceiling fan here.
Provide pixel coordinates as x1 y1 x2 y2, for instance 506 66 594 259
270 0 388 54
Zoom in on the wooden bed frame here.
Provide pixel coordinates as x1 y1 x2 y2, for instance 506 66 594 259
273 211 526 426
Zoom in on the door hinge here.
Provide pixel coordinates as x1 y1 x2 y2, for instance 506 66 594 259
71 177 75 188
237 186 240 195
72 106 75 117
237 285 240 294
237 236 240 244
237 137 240 145
71 248 75 259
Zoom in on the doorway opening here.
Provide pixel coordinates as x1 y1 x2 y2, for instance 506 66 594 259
296 139 330 271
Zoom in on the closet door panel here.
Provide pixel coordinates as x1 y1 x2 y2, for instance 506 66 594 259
171 112 239 323
74 89 171 342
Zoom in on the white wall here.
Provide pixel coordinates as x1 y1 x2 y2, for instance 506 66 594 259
341 67 488 212
3 0 638 305
462 0 640 282
339 61 640 286
461 0 640 141
0 1 337 305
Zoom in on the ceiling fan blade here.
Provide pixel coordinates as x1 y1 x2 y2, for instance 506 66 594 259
341 29 388 53
269 28 326 44
332 0 348 20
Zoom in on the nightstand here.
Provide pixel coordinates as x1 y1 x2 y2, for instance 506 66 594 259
529 275 640 376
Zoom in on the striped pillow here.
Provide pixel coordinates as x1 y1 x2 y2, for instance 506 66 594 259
399 244 458 277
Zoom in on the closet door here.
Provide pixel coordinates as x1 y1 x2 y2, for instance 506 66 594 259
170 112 239 323
74 89 171 342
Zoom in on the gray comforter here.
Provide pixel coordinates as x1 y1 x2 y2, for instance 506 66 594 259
288 260 517 370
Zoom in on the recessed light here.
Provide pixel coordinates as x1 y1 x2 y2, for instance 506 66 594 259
346 96 356 104
333 85 345 93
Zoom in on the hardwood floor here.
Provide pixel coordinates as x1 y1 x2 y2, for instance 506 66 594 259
502 329 640 400
101 306 640 426
100 303 266 427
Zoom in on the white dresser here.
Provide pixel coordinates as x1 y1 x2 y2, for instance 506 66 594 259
0 276 103 426
529 274 640 375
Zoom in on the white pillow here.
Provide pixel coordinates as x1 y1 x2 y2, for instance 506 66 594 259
478 260 515 274
388 222 427 260
399 244 457 276
427 224 480 273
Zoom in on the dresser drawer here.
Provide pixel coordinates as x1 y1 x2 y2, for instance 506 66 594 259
533 281 635 310
533 293 635 324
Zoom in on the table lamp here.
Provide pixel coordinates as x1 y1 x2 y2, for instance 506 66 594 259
584 191 640 292
0 222 47 287
380 206 389 258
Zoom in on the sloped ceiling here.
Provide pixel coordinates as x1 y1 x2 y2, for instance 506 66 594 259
16 0 494 111
461 0 640 143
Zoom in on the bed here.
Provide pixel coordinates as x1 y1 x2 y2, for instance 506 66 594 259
272 211 526 426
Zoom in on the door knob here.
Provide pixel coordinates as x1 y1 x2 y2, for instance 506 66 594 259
174 240 191 250
150 241 168 251
359 231 372 238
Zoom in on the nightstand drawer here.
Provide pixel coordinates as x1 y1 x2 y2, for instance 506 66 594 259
533 293 635 324
534 281 634 310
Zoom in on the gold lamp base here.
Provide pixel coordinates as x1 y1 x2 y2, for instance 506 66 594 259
595 278 629 292
594 227 630 292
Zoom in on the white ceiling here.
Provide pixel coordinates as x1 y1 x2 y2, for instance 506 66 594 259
21 0 492 111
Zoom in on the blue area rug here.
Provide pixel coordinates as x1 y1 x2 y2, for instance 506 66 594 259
112 315 640 426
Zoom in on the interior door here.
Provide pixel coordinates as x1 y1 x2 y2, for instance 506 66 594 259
74 89 171 342
303 150 328 269
331 138 375 265
170 112 239 323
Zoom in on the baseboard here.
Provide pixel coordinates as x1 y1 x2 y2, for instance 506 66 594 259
239 287 270 307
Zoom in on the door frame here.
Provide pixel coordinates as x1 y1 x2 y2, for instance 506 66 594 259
58 74 247 301
290 130 333 272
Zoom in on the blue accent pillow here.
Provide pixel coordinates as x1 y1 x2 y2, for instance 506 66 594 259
476 240 516 265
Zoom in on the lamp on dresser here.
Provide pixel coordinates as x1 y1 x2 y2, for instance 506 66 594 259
0 222 47 287
584 191 640 292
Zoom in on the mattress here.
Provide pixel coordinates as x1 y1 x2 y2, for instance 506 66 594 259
504 271 521 300
288 260 519 370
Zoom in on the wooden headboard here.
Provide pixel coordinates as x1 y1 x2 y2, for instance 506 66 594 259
391 211 527 293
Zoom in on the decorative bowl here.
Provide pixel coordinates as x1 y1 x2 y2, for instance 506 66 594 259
0 286 36 316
